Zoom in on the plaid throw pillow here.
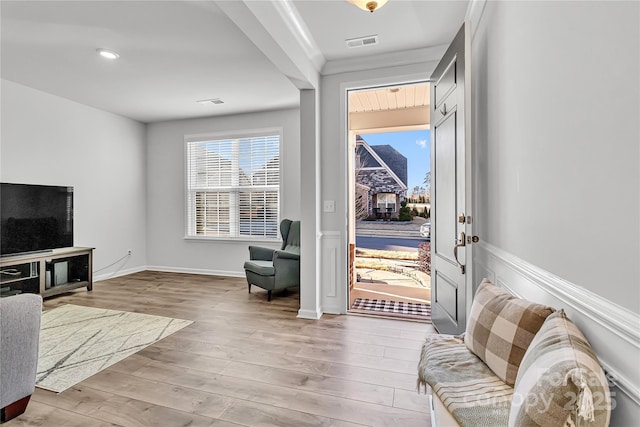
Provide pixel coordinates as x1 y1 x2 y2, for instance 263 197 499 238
465 279 554 386
509 310 611 426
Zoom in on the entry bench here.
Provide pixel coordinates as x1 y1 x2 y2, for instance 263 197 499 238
418 279 611 427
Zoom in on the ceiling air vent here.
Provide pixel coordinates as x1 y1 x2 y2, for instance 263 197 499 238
346 35 378 49
197 98 224 105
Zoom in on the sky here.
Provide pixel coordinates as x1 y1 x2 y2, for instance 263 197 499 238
360 129 430 192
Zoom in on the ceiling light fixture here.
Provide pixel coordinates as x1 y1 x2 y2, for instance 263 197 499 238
96 48 119 60
348 0 388 13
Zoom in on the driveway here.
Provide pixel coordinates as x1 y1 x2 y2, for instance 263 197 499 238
356 235 423 252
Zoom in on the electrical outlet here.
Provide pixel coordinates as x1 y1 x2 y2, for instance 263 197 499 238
127 249 132 255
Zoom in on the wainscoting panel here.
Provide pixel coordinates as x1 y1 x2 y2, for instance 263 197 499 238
474 242 640 425
321 231 345 314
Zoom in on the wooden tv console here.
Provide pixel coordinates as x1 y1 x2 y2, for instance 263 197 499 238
0 247 93 298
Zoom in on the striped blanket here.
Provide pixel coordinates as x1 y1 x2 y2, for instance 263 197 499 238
417 334 513 426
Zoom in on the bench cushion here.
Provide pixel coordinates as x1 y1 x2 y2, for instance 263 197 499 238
465 279 555 386
418 334 512 427
509 310 611 427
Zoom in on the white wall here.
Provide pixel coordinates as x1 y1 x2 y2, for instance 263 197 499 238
471 1 640 423
473 0 640 314
145 108 300 276
0 79 148 279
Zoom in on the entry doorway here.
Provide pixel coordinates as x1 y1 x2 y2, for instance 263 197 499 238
347 82 432 321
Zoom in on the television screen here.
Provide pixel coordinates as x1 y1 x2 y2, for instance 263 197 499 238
1 183 74 256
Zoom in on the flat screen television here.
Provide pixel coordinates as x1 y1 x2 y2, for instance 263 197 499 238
1 183 74 257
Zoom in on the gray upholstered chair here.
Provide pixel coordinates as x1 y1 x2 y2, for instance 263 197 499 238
244 219 300 301
0 293 42 423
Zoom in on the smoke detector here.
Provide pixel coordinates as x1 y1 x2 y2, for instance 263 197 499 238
346 35 378 49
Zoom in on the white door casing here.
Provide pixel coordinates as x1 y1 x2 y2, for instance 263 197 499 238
430 22 474 335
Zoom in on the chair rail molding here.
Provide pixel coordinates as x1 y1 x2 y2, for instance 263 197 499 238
474 241 640 410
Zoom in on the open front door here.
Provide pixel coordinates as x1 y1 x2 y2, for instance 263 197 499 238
430 22 474 335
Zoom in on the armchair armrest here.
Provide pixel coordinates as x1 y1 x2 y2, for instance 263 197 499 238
273 250 300 289
0 294 42 410
273 250 299 261
248 245 276 261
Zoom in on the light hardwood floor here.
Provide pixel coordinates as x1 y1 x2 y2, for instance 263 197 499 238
11 271 436 427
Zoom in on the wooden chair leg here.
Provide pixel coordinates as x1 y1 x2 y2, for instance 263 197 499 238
267 290 272 302
1 395 31 422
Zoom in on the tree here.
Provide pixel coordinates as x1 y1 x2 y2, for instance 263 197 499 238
398 200 412 221
423 171 431 189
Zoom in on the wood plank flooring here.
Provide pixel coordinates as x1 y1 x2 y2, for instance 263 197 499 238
10 271 436 427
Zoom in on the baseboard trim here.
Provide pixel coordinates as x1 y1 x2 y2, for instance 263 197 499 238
146 265 245 278
94 266 147 282
297 308 323 320
322 304 345 315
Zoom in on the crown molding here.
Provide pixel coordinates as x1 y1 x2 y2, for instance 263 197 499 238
272 0 326 73
321 45 447 76
465 0 488 39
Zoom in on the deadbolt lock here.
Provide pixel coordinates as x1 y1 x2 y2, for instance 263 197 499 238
467 235 480 244
458 214 466 224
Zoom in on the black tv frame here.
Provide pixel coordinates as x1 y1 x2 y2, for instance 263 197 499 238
1 182 74 257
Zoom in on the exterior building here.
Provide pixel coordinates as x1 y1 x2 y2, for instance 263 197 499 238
355 136 408 219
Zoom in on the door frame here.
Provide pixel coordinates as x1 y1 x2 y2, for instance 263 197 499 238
341 77 432 313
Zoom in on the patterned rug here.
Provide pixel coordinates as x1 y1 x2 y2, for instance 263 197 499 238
351 298 431 321
37 305 192 393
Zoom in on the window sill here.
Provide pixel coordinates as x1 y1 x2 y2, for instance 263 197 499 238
184 236 282 245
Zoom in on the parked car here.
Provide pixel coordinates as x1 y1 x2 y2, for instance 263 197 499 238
420 222 431 239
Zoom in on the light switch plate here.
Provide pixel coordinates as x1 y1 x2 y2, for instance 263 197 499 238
323 200 335 212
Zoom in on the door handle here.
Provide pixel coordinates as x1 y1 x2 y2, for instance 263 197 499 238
453 231 466 274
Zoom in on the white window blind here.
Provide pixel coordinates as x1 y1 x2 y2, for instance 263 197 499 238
186 133 280 239
377 192 396 212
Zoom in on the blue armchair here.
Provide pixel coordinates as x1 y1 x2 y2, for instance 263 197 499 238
244 219 300 301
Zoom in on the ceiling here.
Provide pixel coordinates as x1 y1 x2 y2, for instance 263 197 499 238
0 1 468 124
348 83 430 113
293 0 469 61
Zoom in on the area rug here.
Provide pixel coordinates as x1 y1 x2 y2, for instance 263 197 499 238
37 304 193 393
351 298 431 321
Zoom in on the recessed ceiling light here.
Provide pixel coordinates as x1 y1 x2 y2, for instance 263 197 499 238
197 98 224 105
96 48 120 60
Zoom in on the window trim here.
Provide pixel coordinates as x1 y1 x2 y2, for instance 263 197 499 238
183 127 283 241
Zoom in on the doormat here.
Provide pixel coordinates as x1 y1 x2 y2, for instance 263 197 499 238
350 298 431 321
37 304 192 393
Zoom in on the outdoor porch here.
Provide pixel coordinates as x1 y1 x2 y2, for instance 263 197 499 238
350 216 431 321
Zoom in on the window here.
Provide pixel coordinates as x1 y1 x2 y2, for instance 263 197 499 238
186 131 280 239
376 192 396 212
